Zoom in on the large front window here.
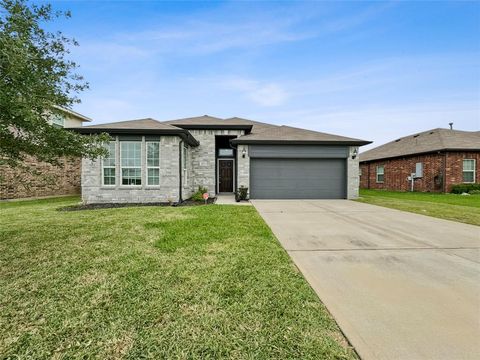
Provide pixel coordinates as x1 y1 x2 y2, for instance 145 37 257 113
146 142 160 185
121 141 142 186
463 159 476 183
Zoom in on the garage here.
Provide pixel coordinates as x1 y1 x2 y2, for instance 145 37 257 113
249 145 348 199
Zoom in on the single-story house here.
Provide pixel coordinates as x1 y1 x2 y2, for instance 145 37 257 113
74 116 370 203
359 128 480 192
0 107 91 200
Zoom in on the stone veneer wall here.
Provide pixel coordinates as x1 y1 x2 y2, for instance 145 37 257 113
82 136 180 204
347 146 360 199
188 129 245 197
237 144 250 191
0 156 81 200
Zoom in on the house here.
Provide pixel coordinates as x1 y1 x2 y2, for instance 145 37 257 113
359 128 480 192
0 107 92 199
74 116 370 203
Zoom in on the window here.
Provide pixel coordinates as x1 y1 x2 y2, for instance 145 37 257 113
102 141 116 186
121 141 142 185
146 142 160 186
182 145 188 184
376 165 384 183
415 162 423 178
51 114 65 128
218 148 234 157
463 159 476 183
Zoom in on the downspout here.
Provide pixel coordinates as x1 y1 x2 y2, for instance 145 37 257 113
367 162 371 189
178 140 183 203
443 152 447 193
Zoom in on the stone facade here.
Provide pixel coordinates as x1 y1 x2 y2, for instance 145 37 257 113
0 156 81 200
82 136 180 203
237 144 250 190
360 151 479 192
347 146 360 199
188 129 245 197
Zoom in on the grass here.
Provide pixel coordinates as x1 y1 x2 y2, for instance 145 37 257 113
356 189 480 226
0 197 355 359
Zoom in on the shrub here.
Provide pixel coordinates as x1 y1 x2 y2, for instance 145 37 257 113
469 189 480 195
451 183 480 194
235 186 249 202
191 186 208 201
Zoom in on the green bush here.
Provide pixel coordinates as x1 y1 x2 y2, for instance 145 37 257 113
191 186 208 201
451 183 480 194
469 189 480 195
235 186 249 202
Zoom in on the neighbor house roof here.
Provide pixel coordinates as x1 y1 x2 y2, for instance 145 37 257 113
55 106 92 122
231 125 371 146
359 128 480 162
73 115 371 147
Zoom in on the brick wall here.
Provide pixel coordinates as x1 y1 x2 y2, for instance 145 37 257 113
360 151 480 192
0 156 81 200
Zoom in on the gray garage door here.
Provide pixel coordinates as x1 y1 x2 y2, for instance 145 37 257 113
250 158 346 199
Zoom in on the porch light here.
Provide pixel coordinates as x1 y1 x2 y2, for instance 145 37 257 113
352 148 358 159
242 147 247 158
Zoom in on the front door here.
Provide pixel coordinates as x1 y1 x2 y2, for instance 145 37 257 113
218 159 234 193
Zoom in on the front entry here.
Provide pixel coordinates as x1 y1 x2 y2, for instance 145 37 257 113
218 159 234 193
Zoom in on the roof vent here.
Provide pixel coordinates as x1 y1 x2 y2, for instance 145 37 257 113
429 131 434 134
413 134 419 138
449 122 453 130
395 139 401 142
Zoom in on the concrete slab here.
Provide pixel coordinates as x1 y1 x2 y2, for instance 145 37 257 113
252 200 480 360
215 195 251 206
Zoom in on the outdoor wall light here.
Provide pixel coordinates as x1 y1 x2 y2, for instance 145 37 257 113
242 147 247 158
352 148 358 159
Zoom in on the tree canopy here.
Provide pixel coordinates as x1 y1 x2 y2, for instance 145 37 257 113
0 0 108 167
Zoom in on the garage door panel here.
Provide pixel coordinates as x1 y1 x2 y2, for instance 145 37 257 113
250 158 346 199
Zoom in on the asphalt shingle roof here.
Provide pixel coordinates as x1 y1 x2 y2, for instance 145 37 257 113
76 116 370 146
359 128 480 162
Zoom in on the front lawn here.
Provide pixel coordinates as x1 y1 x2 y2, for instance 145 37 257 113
0 197 354 359
356 190 480 226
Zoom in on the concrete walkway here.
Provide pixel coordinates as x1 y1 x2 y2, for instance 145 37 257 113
252 200 480 360
215 194 251 205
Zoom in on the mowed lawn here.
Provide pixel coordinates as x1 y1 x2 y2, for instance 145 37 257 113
356 189 480 226
0 197 355 359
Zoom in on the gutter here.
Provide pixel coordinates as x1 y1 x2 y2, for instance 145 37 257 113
231 139 372 146
69 127 200 147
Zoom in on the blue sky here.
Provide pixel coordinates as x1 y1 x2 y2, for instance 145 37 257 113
50 1 479 149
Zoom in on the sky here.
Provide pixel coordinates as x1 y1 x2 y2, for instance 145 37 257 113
47 0 479 150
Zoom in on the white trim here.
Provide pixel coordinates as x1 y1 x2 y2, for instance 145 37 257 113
182 145 188 186
376 165 385 183
217 158 235 193
101 141 116 186
146 141 160 186
462 159 476 183
120 141 142 187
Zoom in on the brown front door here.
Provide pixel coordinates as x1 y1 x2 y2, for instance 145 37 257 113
218 160 234 192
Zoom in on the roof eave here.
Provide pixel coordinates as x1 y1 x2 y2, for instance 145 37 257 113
172 124 253 132
69 127 199 147
231 139 372 146
359 147 480 163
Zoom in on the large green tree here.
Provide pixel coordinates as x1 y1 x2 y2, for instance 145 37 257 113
0 0 108 167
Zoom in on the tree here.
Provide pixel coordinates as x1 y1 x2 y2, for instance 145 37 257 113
0 0 108 168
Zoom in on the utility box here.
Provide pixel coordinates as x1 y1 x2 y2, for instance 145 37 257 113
415 162 423 178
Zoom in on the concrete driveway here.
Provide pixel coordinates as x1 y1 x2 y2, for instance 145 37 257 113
252 200 480 360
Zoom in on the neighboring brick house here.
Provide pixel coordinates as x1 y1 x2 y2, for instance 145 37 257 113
359 128 480 192
0 108 92 200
